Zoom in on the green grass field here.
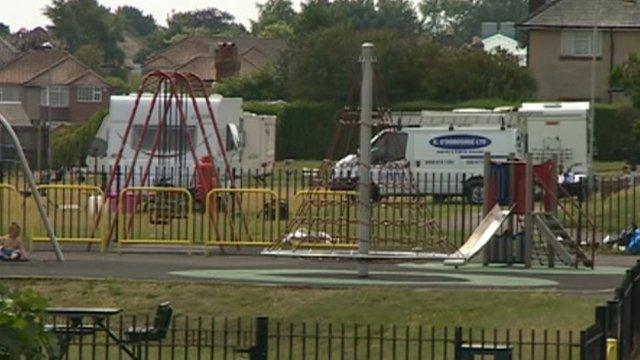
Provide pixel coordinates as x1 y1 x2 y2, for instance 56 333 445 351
3 278 605 331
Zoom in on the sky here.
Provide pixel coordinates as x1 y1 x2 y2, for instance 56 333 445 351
1 0 303 31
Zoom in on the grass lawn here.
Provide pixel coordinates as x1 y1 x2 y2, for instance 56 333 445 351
3 278 605 331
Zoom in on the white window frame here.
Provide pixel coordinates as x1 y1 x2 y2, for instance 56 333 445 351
77 86 103 103
41 86 69 108
561 30 603 57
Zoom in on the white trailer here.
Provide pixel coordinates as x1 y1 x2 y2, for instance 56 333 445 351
88 95 277 186
331 126 522 203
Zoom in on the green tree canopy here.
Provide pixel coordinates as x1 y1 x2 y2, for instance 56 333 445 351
252 0 296 37
116 5 157 37
45 0 125 68
611 53 640 109
420 0 528 44
0 23 9 36
166 8 248 37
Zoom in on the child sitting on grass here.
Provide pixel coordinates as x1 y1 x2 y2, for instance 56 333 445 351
0 222 28 261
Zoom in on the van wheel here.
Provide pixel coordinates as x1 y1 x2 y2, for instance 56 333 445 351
371 184 382 202
433 195 447 204
465 180 484 205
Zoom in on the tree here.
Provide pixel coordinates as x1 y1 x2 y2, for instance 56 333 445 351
0 286 57 358
252 0 296 37
166 8 248 37
116 6 157 37
74 44 104 72
376 0 421 34
611 53 640 108
420 0 528 44
0 23 9 36
45 0 125 68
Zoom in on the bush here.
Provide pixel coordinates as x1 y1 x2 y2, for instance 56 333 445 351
275 101 341 160
52 109 108 168
215 65 286 101
0 285 57 358
594 104 640 162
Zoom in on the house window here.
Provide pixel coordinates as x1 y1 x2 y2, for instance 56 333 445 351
41 86 69 107
561 30 603 57
77 86 103 103
0 86 19 102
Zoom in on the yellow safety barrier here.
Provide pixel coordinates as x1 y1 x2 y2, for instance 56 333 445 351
117 187 193 253
204 188 280 251
31 184 105 252
606 338 617 360
286 190 359 249
0 184 20 234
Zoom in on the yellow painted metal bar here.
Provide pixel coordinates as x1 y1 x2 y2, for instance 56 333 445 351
31 184 106 252
36 184 104 195
204 188 280 247
0 183 18 193
117 187 193 250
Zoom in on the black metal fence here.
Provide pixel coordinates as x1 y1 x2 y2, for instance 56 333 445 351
46 314 585 360
580 260 640 359
1 164 640 253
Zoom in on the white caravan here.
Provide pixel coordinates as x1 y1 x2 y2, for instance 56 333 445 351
88 95 276 186
331 126 523 203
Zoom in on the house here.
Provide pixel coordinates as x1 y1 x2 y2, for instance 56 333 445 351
0 101 40 164
519 0 640 102
482 34 528 66
0 48 110 125
143 36 286 83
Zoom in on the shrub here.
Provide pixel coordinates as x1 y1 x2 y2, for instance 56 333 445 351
0 285 57 358
594 104 640 162
52 109 108 168
275 101 341 160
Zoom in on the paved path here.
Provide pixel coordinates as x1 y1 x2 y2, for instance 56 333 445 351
1 249 637 292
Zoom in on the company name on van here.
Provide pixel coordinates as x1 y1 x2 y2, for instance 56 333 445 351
429 134 492 150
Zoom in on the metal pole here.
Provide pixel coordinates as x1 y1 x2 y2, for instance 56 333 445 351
588 3 599 189
47 69 52 170
482 152 491 266
357 43 374 278
0 114 64 261
524 153 533 268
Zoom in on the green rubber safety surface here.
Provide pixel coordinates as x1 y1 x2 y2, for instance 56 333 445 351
169 269 558 288
398 263 629 275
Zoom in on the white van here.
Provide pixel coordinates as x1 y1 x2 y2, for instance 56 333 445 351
331 126 523 203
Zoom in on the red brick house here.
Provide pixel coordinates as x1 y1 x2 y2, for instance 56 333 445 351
143 36 286 83
0 48 110 125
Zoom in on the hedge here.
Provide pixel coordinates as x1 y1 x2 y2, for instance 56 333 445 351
594 104 640 162
275 101 341 160
244 99 639 161
52 109 108 168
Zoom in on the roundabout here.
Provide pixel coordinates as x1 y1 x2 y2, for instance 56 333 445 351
169 268 559 287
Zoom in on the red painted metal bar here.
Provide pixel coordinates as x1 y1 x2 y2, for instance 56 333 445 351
89 72 164 246
185 73 236 186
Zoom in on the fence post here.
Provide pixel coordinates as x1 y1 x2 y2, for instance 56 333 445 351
253 316 269 360
454 327 463 360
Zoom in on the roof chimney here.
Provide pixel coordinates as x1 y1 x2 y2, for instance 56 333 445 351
529 0 546 14
214 42 240 81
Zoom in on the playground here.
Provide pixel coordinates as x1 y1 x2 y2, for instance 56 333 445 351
2 45 640 359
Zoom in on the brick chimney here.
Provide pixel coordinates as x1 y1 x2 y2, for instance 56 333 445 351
214 42 240 81
529 0 546 14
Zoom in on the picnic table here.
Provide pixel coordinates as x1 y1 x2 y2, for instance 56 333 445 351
46 307 136 359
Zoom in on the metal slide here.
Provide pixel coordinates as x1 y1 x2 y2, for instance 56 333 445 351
444 204 512 266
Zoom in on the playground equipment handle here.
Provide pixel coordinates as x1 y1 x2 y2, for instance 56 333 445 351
0 114 64 261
